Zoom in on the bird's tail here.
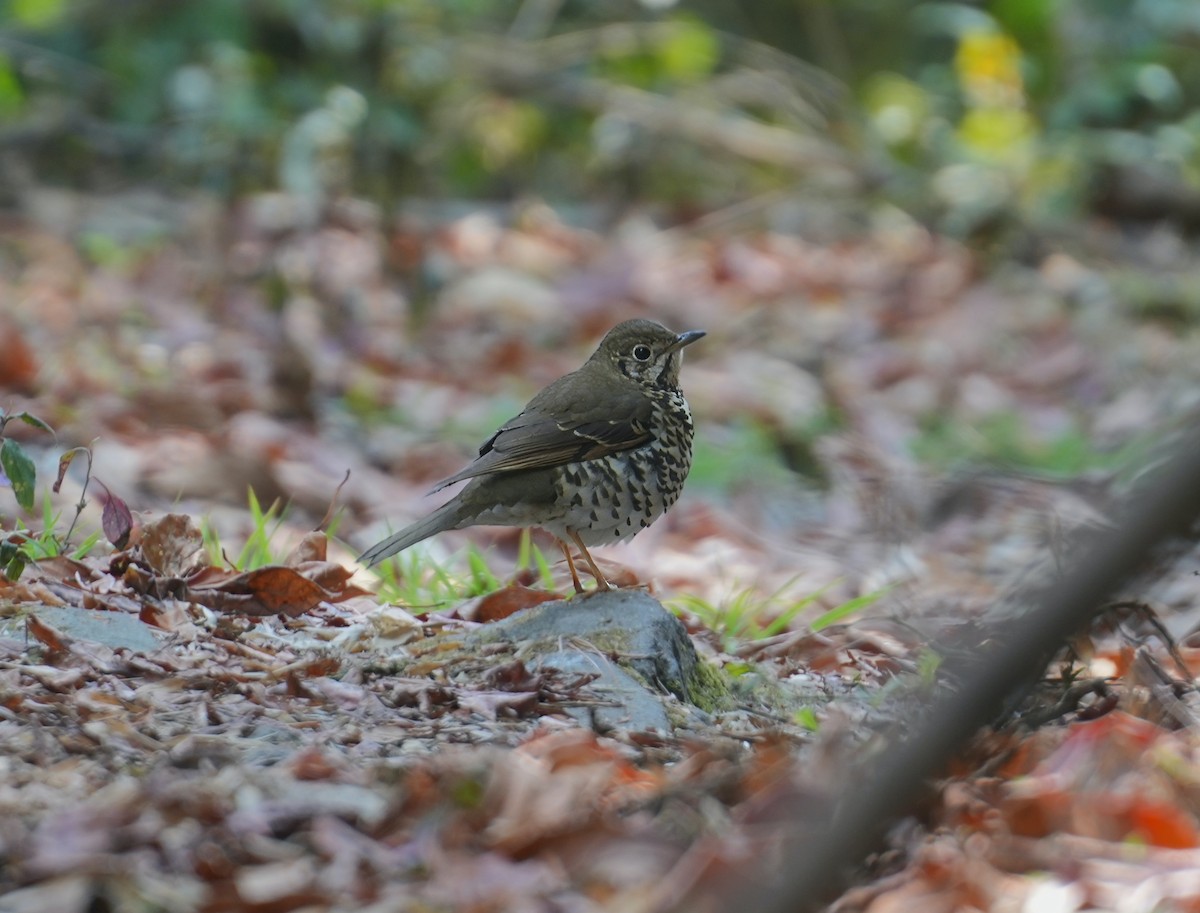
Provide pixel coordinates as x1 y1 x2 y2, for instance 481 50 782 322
357 500 464 567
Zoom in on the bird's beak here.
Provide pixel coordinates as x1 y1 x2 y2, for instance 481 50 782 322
665 329 706 355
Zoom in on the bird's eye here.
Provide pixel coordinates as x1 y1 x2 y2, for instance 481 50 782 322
632 344 652 362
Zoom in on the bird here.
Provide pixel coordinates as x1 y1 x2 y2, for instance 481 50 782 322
358 318 705 593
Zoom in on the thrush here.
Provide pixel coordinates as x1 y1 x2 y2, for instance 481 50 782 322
358 319 705 592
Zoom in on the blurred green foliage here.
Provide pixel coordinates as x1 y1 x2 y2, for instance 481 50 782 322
0 0 1197 232
911 411 1153 479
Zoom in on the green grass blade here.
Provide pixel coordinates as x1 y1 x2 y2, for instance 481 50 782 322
808 587 891 632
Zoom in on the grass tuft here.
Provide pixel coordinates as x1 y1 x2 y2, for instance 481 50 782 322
366 528 561 611
671 579 890 651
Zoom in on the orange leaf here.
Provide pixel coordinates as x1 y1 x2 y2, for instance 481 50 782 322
473 585 560 622
1129 798 1200 849
295 560 356 592
188 565 330 617
26 615 67 653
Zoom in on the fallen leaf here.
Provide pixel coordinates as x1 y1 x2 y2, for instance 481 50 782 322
26 614 67 653
285 531 327 565
472 585 560 623
0 319 39 392
459 690 541 719
188 565 332 617
1128 798 1200 849
140 514 206 577
99 484 133 550
294 559 367 595
235 859 318 906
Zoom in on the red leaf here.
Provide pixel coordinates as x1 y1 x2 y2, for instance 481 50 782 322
1129 798 1200 849
101 488 133 550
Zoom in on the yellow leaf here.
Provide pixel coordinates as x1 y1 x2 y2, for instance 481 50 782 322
956 30 1025 108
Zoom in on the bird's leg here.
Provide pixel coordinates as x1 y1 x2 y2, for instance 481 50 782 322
567 529 613 592
558 539 585 594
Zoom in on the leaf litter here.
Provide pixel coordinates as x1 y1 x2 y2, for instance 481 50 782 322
3 197 1200 909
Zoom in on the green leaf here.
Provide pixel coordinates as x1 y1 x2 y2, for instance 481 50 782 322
917 648 943 684
809 587 891 633
658 18 719 83
465 546 499 593
0 54 23 119
531 542 555 590
0 538 26 581
15 411 54 435
1 439 37 512
11 0 67 28
794 706 821 732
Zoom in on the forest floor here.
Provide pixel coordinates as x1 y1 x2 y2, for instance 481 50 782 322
3 190 1200 911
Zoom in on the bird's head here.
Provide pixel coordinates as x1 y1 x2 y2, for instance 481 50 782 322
591 319 706 389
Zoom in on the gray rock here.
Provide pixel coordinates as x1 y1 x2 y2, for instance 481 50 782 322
29 605 163 653
534 650 671 733
483 588 700 701
469 589 715 733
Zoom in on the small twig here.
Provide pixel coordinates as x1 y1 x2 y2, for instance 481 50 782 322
52 445 94 550
317 469 351 532
1107 599 1193 681
1133 649 1200 730
1019 676 1112 728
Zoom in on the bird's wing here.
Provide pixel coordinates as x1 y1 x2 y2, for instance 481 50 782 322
431 391 652 491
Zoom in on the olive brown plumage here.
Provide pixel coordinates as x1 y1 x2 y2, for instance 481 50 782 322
358 319 704 592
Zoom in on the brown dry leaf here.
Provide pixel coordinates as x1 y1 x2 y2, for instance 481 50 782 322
187 565 332 616
26 614 68 653
302 655 342 678
138 599 192 632
292 559 372 599
483 730 653 854
458 690 541 719
521 727 629 770
179 564 235 587
23 664 87 691
287 745 348 781
0 579 66 606
139 513 206 577
285 530 327 565
472 585 560 623
370 604 423 640
483 659 543 691
0 319 39 391
30 555 98 585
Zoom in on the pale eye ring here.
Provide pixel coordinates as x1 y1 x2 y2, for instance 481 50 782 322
632 344 652 361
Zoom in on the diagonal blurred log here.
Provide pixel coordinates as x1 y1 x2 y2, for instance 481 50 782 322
712 422 1200 913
